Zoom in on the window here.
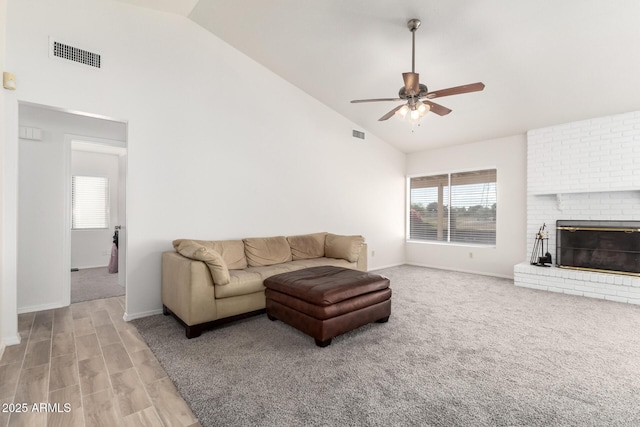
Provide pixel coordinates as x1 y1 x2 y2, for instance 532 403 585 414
409 169 497 245
72 176 109 229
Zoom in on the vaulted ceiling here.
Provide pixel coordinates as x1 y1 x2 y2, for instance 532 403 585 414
116 0 640 153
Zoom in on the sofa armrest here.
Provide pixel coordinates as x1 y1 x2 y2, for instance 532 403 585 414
161 251 217 326
357 243 368 271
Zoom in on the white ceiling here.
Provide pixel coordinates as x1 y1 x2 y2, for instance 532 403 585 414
116 0 640 153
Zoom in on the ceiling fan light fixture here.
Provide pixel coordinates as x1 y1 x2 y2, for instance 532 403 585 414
394 102 429 123
417 101 430 115
395 105 410 119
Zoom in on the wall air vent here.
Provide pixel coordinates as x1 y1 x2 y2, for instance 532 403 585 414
352 130 365 140
50 39 101 69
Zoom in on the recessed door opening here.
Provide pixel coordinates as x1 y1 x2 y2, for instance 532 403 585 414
17 102 127 313
70 139 127 302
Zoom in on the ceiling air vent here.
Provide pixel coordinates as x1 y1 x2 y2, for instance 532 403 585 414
51 39 101 68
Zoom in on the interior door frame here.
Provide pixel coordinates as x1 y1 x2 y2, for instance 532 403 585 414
63 134 127 306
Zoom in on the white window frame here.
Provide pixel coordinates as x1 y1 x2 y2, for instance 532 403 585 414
407 168 497 247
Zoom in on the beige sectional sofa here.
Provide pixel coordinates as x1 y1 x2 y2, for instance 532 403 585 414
161 232 367 338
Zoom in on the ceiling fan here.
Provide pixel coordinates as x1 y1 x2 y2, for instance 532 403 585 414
351 19 485 123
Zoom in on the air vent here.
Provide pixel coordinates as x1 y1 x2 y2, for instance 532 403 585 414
51 40 101 68
352 130 365 140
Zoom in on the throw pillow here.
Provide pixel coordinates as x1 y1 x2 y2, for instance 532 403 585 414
173 239 247 270
176 240 231 285
325 233 364 263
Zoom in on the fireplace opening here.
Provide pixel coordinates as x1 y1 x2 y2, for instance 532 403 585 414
556 220 640 276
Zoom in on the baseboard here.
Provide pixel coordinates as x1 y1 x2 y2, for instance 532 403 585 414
71 264 109 270
123 308 164 322
368 263 406 272
404 262 515 280
18 301 67 314
1 333 22 362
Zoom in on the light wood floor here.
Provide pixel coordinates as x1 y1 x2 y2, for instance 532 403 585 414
0 296 201 427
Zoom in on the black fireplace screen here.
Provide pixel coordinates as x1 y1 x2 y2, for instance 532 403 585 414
556 220 640 275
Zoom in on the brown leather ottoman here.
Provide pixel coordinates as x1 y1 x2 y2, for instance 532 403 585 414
264 266 391 347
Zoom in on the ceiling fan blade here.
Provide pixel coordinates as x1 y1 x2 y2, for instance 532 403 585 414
351 98 403 103
402 72 420 96
426 82 485 99
423 100 452 116
379 105 405 121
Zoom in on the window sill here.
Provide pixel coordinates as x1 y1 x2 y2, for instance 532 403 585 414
72 228 110 231
406 239 496 249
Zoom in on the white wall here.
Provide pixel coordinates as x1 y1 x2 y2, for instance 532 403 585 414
71 150 120 269
3 0 405 325
405 135 527 278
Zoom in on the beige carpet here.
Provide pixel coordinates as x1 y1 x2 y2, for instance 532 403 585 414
133 265 640 427
71 267 125 303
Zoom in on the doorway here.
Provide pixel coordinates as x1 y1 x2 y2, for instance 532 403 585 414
69 137 127 303
17 102 127 312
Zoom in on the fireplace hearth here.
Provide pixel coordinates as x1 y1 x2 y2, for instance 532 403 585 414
556 220 640 276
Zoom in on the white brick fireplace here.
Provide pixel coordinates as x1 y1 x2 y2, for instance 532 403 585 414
514 111 640 304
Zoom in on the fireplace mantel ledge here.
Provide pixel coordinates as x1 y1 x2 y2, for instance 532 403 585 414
529 188 640 197
529 189 640 211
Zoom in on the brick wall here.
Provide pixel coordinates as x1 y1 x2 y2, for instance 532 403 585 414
525 191 640 259
516 110 640 304
527 111 640 195
515 263 640 305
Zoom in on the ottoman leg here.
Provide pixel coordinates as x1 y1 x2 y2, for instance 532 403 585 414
315 338 332 348
267 313 278 321
376 316 390 323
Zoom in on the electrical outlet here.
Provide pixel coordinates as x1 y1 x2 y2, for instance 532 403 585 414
469 252 473 258
371 250 376 257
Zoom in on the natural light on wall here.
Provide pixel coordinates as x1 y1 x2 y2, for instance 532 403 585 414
408 169 497 245
72 175 110 229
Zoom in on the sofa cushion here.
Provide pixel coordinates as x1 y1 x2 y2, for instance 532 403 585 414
243 236 293 267
287 232 327 260
214 270 265 299
325 233 365 263
173 239 247 270
175 240 231 286
286 257 356 270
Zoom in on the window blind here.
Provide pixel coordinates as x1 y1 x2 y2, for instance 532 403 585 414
409 169 496 245
72 176 109 229
450 169 496 244
410 174 449 241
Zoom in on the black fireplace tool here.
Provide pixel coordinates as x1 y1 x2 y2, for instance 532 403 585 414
530 223 552 266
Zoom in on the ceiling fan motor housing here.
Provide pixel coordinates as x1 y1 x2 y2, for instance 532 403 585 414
399 83 429 99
